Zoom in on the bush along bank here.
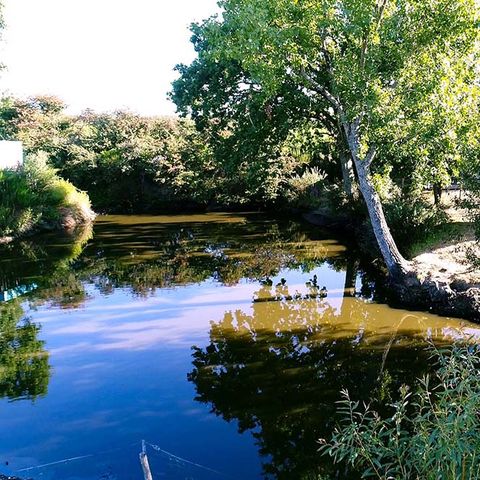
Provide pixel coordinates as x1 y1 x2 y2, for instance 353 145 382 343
0 152 95 243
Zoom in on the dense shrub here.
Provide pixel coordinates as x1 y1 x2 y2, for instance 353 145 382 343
0 98 222 212
53 113 216 212
0 152 92 238
282 167 327 209
0 96 342 213
384 195 448 257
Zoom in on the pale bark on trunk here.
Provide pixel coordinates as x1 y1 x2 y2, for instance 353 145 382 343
339 145 356 198
336 124 357 199
343 121 410 279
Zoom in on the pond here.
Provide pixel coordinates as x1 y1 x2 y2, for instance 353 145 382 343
0 213 478 480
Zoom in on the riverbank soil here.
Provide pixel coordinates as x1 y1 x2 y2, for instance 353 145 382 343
413 190 479 286
400 191 480 321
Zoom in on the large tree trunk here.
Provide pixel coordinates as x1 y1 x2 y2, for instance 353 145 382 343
343 257 358 297
344 121 410 279
337 127 357 198
355 159 410 277
339 146 356 198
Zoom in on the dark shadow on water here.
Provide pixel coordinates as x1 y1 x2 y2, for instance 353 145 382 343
188 285 464 479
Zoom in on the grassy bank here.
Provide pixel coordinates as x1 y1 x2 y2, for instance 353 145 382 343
0 152 95 242
408 192 479 284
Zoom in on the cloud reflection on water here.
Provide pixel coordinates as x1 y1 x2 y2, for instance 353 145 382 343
35 271 480 359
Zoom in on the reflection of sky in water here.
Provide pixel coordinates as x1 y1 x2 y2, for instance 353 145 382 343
0 264 344 480
33 267 345 354
1 227 479 480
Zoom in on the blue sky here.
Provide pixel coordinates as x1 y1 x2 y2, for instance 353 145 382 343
0 0 220 116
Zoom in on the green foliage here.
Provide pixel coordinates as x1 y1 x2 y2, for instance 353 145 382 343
322 343 480 480
370 165 398 203
172 22 341 208
57 111 216 211
284 167 327 208
202 0 479 170
384 196 449 258
0 95 68 153
0 93 341 211
171 0 480 271
0 152 92 237
3 0 480 238
459 141 480 245
0 97 224 211
0 168 39 236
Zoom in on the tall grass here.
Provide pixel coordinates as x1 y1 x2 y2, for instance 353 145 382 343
321 343 480 480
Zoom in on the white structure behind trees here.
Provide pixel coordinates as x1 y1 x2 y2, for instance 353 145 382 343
0 141 23 169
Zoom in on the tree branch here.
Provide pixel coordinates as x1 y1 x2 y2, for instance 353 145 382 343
364 146 377 169
360 0 389 71
299 68 342 113
314 108 337 130
376 0 389 30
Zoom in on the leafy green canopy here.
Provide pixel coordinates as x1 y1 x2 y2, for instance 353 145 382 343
0 97 216 211
171 22 340 204
192 0 479 192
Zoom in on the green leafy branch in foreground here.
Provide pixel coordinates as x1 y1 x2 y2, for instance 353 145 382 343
321 343 480 480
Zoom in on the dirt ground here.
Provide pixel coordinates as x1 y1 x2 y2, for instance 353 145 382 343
414 190 479 286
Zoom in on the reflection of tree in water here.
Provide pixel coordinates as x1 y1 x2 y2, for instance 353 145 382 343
1 216 356 303
0 300 50 401
75 217 342 296
0 225 92 308
188 281 435 479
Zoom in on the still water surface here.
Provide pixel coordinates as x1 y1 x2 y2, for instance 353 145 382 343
0 213 478 479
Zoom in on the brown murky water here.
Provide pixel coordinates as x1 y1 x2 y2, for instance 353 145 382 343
0 213 477 479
